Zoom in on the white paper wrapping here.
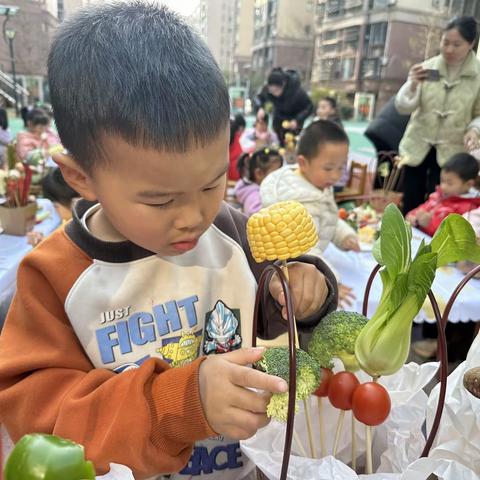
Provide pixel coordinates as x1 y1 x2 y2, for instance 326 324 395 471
241 362 439 480
424 332 480 477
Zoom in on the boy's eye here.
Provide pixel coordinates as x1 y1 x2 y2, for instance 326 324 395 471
145 199 174 208
203 184 219 192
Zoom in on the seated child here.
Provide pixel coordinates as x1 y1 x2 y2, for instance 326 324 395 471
314 96 343 128
234 148 283 217
406 153 480 236
239 112 279 152
0 4 337 479
16 108 61 162
228 113 246 181
260 120 359 306
27 167 79 246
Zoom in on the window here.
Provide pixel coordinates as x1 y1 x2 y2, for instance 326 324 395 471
341 57 355 79
367 22 387 46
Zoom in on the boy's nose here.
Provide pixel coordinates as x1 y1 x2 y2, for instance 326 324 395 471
175 204 204 231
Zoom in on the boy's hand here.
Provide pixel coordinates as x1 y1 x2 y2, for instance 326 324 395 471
341 235 360 252
269 262 328 320
416 210 433 228
199 348 287 440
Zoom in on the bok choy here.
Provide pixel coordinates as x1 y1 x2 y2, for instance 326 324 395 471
355 204 480 378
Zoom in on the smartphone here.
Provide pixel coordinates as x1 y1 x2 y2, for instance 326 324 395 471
424 69 440 81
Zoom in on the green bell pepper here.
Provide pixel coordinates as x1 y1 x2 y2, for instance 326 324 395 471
4 433 96 480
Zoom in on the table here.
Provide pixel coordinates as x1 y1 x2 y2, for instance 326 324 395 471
0 198 61 312
323 228 480 323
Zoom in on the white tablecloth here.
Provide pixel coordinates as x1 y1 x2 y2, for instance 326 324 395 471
0 198 61 307
323 228 480 323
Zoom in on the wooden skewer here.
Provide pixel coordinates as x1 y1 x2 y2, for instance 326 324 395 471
365 424 373 474
332 410 345 457
281 260 316 458
365 376 379 474
317 396 326 457
303 398 316 458
293 429 308 458
352 413 357 472
280 261 299 349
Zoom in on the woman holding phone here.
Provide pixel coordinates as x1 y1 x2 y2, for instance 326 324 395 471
395 16 480 214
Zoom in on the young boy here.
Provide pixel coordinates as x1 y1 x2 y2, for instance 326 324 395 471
406 152 480 236
260 120 359 306
0 3 337 480
315 96 343 128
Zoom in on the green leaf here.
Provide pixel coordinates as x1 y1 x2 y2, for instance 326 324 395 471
407 252 437 309
388 272 410 313
379 204 412 278
430 214 480 267
372 236 383 265
413 239 431 261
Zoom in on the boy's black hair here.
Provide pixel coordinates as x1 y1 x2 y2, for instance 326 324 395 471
42 168 79 208
443 152 479 182
26 108 49 127
297 120 349 160
237 147 283 182
320 96 337 110
48 1 230 173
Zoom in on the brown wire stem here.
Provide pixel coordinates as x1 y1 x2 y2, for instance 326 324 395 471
362 264 447 459
252 264 297 480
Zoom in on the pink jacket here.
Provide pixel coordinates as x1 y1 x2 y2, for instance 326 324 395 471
16 128 61 162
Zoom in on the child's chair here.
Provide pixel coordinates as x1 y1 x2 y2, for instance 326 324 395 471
335 161 369 202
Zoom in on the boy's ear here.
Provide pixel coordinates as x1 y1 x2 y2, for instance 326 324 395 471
297 154 308 171
54 153 97 201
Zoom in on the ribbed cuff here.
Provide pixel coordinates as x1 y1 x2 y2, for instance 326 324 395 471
148 357 216 449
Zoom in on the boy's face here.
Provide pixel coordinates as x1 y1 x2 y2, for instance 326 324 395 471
440 170 473 197
83 129 229 256
317 100 335 119
298 142 348 190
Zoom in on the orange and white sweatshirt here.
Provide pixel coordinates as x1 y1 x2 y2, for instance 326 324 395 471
0 200 337 480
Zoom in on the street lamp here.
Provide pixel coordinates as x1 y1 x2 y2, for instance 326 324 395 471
1 6 19 116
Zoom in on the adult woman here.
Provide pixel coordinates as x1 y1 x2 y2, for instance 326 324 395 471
255 68 313 146
396 16 480 214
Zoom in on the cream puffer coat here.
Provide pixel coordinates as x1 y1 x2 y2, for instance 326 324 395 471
260 165 356 258
396 51 480 167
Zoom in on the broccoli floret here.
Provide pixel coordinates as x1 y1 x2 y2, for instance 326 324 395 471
308 311 369 371
255 346 320 422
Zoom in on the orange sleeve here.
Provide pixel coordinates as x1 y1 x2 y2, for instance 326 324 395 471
0 230 215 479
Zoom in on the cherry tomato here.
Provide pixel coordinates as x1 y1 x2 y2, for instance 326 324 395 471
338 208 348 220
327 371 360 410
314 368 334 397
352 382 391 426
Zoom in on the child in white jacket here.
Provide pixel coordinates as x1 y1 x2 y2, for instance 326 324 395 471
261 120 360 306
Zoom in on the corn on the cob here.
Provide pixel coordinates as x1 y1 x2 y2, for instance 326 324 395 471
247 200 318 262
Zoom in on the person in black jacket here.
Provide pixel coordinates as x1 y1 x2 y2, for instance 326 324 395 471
255 68 314 145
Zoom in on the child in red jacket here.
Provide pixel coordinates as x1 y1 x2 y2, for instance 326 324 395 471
406 153 480 236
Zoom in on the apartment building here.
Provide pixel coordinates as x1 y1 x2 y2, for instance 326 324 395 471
230 0 255 87
190 0 236 78
250 0 315 91
311 0 480 111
